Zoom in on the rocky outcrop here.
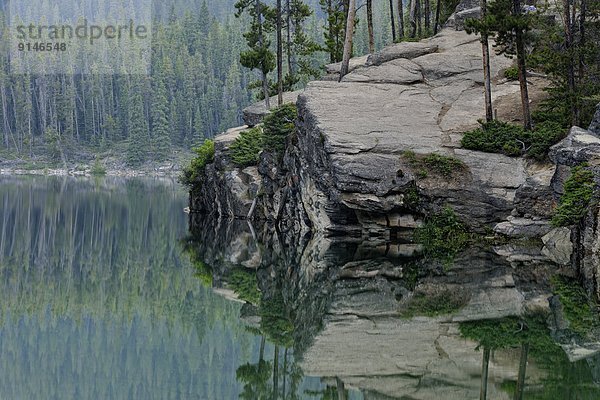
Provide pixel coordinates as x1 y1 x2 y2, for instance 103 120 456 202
548 126 600 297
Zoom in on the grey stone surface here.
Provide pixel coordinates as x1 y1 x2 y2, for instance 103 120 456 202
542 227 573 265
549 126 600 166
365 42 439 66
242 90 303 127
494 217 553 238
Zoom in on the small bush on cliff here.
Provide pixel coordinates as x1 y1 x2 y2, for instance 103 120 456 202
401 151 467 179
180 140 215 186
551 275 599 338
422 153 467 178
552 165 596 227
461 120 566 160
400 289 469 318
504 66 519 81
414 207 471 265
263 104 297 154
230 127 265 167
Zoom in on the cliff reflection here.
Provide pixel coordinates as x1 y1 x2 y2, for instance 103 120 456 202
186 214 600 399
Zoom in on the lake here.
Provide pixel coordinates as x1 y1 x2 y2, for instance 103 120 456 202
1 176 599 399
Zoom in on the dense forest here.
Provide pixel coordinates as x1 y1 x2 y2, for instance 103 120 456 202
0 0 456 167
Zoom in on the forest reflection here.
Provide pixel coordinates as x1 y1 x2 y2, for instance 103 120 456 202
0 177 335 400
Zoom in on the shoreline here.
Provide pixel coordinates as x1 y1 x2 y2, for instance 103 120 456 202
0 167 182 178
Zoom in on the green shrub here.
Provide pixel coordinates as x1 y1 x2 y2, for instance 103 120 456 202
263 103 297 154
179 140 215 186
504 66 519 80
401 151 467 179
230 127 265 167
552 166 596 227
461 120 566 160
551 275 600 338
414 206 471 265
90 158 107 176
422 153 467 177
228 268 261 305
400 289 469 318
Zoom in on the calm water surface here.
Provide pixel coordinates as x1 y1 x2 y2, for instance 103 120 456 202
2 176 600 400
0 176 352 400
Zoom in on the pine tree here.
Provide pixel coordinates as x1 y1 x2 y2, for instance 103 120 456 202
236 0 276 109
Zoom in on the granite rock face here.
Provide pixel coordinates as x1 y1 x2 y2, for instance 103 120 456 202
290 28 526 234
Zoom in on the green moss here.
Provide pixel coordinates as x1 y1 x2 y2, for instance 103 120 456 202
228 268 261 305
461 120 566 160
262 103 297 154
402 151 467 179
551 275 600 338
414 206 471 265
230 127 265 168
552 166 596 227
193 260 214 287
400 289 469 318
179 139 215 186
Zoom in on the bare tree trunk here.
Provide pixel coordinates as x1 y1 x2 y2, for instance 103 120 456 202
434 0 442 34
397 0 405 39
339 0 356 81
389 0 397 41
272 346 280 400
367 0 375 53
513 0 531 130
417 0 422 37
287 0 292 74
564 0 577 125
481 0 493 122
424 0 430 31
277 0 284 106
514 343 529 400
410 0 417 37
257 0 271 109
579 0 586 85
336 377 347 400
480 347 491 400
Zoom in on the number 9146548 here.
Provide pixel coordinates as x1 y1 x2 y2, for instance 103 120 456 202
18 43 67 52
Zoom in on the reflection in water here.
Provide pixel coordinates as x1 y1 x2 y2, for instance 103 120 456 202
186 213 600 400
0 176 331 399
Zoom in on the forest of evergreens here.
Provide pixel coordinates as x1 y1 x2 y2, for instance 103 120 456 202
0 0 420 167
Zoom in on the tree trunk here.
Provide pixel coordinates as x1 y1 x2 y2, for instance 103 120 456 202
417 0 422 37
514 343 529 400
277 0 284 106
339 0 356 81
579 0 586 85
257 0 271 109
480 347 491 400
424 0 430 31
287 0 292 74
367 0 375 53
389 0 397 41
481 0 493 122
513 0 531 130
397 0 405 39
434 0 442 34
564 0 577 125
272 346 280 400
336 377 347 400
410 0 417 37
